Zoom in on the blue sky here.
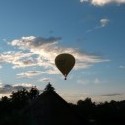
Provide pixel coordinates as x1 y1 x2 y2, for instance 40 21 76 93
0 0 125 102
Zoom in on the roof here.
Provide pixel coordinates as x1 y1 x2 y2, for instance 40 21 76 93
23 90 88 125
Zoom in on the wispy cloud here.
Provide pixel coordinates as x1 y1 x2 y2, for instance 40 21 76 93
39 78 51 82
0 36 109 75
77 78 106 85
13 83 33 87
87 18 110 33
77 79 90 85
17 71 42 78
100 18 110 27
0 51 38 68
80 0 125 6
0 81 3 87
120 65 125 69
94 78 101 84
0 65 2 69
101 93 123 97
61 92 125 103
0 83 33 94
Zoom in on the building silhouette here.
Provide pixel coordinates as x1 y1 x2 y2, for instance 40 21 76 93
24 85 88 125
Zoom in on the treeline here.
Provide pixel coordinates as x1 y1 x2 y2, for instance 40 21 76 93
0 87 39 125
70 98 125 125
0 84 125 125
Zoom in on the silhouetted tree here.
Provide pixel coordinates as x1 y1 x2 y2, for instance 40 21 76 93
0 96 11 113
10 88 29 109
29 86 39 99
44 83 55 92
0 85 125 125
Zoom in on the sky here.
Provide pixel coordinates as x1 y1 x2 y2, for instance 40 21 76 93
0 0 125 103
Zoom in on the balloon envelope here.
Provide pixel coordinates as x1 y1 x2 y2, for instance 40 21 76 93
55 53 75 80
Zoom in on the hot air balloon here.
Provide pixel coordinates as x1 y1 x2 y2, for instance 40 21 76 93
55 53 75 80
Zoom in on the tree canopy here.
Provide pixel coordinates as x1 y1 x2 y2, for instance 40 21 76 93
0 84 125 125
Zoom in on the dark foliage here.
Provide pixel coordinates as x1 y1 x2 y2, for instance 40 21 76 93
44 83 55 92
0 87 39 125
0 84 125 125
74 98 125 125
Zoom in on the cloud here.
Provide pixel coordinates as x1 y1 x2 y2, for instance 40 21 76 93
60 92 89 103
0 83 33 94
77 79 90 85
60 91 125 103
87 18 110 33
0 36 109 75
100 18 110 27
0 65 2 69
94 78 100 84
120 65 125 69
101 93 123 96
13 83 33 88
39 78 50 82
17 71 42 78
10 36 61 50
77 78 105 85
0 51 38 68
0 82 3 88
80 0 125 6
42 69 60 75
